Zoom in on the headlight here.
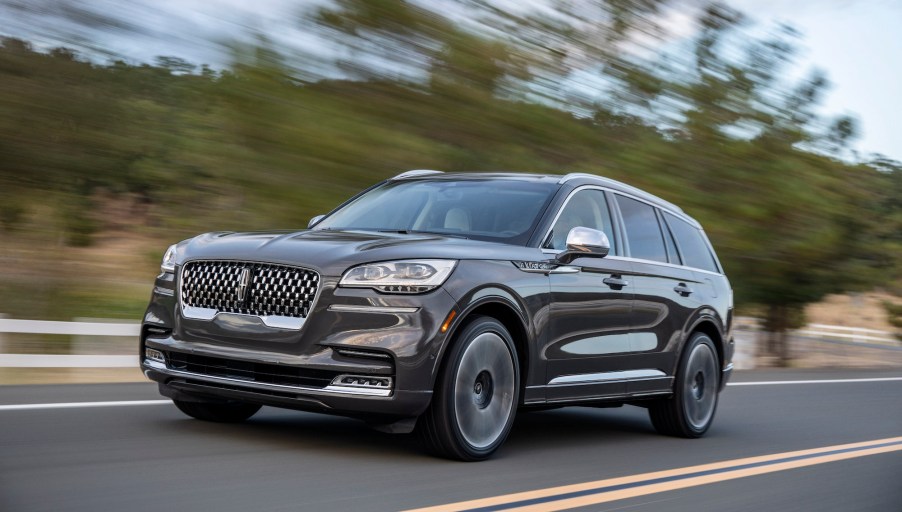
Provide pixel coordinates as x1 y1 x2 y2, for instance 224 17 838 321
160 244 178 273
339 260 457 293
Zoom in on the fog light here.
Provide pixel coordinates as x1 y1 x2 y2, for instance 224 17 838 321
145 348 166 364
325 374 393 396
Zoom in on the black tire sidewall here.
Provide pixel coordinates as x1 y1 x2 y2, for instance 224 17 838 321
439 316 520 459
674 333 719 436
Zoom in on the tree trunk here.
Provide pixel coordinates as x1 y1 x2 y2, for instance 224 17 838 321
764 304 791 367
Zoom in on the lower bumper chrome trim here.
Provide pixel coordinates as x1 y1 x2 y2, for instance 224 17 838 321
328 305 419 314
181 306 306 330
142 361 392 397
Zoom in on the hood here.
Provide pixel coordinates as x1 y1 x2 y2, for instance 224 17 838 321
178 229 539 276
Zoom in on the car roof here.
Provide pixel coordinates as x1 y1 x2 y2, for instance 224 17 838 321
390 170 685 216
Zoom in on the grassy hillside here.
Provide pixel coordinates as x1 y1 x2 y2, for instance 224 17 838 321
0 36 900 331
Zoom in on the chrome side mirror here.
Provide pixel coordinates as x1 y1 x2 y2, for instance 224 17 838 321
556 227 610 264
307 214 325 229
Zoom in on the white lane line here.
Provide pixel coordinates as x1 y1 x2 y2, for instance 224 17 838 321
729 377 902 386
1 378 899 411
0 400 170 411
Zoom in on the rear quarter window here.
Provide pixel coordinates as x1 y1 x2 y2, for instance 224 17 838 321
615 195 668 263
664 212 720 273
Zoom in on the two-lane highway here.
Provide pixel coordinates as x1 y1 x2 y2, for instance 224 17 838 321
1 369 900 512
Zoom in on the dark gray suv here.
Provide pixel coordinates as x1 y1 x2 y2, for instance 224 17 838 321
141 170 734 460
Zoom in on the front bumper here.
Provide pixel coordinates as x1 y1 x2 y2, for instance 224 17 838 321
141 331 434 419
143 365 432 420
141 268 458 421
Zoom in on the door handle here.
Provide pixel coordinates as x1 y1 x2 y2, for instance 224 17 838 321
674 283 693 297
603 276 628 290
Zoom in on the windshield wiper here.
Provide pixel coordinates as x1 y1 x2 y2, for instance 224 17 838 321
375 229 469 240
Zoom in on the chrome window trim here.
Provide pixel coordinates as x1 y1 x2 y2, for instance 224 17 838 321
549 369 666 385
142 361 392 397
539 249 724 276
558 173 684 214
328 304 419 314
178 259 323 331
606 255 725 276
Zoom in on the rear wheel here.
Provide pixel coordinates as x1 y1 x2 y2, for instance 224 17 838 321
649 332 720 437
417 316 519 461
173 399 261 423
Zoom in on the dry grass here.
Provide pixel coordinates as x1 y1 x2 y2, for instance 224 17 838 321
805 292 901 333
0 367 146 385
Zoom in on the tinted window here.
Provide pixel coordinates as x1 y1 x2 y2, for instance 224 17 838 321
315 179 558 245
545 189 615 251
665 212 719 272
616 195 667 263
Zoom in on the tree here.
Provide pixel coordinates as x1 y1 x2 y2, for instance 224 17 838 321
632 5 893 364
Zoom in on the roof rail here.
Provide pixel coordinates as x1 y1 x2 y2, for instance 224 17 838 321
558 172 683 214
391 169 444 180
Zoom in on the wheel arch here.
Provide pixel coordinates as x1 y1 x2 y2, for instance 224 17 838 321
688 318 725 370
433 297 530 399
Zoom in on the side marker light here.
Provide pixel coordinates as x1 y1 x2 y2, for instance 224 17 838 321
441 310 457 333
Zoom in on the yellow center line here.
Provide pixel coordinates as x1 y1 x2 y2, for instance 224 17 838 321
403 437 902 512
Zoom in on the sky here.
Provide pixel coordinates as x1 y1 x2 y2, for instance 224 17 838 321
729 0 902 161
1 0 899 161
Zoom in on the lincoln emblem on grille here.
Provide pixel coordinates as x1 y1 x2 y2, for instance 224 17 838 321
237 267 251 302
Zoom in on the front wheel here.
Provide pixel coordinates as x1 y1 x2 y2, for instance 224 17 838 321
173 399 261 423
417 316 519 461
649 332 720 438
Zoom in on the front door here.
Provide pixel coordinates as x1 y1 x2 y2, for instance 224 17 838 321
542 188 637 400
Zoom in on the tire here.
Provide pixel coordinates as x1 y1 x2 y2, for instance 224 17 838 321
649 332 720 438
417 316 519 461
173 399 261 423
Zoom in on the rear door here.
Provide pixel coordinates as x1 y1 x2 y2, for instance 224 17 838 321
612 194 702 394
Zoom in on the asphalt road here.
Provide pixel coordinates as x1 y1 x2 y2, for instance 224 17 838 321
1 369 900 512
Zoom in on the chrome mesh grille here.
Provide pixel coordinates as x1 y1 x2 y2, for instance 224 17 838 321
181 261 319 318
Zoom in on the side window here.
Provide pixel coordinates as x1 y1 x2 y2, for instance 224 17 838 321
545 189 615 252
664 212 719 272
616 195 667 263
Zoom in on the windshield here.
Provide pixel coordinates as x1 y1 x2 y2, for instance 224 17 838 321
314 179 559 245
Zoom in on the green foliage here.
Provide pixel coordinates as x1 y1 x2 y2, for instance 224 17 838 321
884 302 902 329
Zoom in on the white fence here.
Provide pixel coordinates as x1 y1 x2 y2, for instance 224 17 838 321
0 317 898 369
734 316 898 346
795 323 898 345
0 318 139 368
0 318 139 337
0 354 137 367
